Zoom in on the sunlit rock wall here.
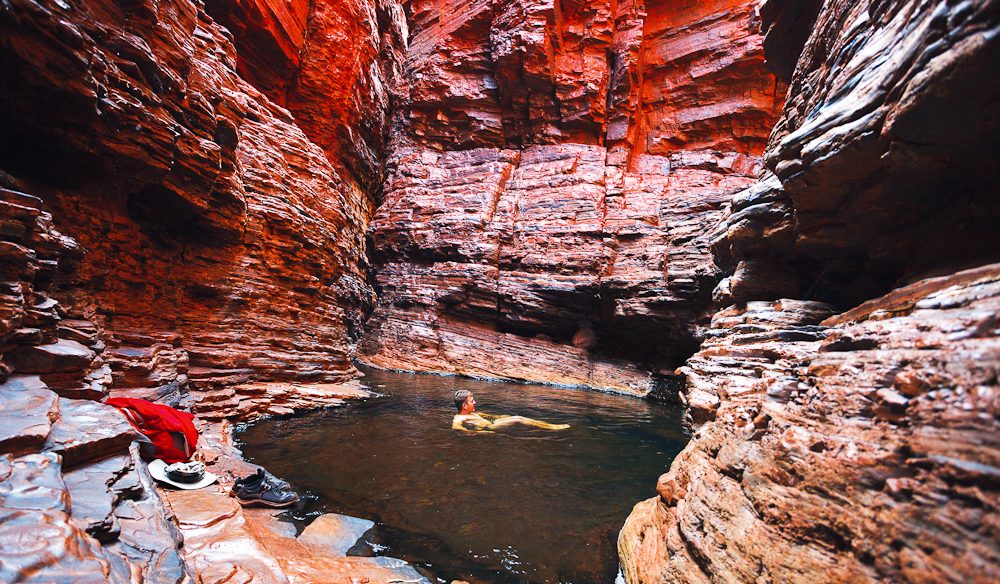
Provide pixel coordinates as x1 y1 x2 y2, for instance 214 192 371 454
204 0 408 193
360 0 784 391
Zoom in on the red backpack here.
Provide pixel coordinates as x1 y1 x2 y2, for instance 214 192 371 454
107 397 198 463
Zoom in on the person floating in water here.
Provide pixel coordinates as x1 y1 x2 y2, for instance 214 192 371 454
451 389 570 432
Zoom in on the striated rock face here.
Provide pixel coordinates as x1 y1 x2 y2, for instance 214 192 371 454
0 0 414 578
398 0 780 153
361 143 761 392
201 0 311 99
2 0 997 580
0 0 392 401
281 0 407 192
0 143 388 581
621 265 1000 583
0 150 187 582
621 0 1000 581
0 188 106 396
360 0 783 389
204 0 409 192
717 0 1000 309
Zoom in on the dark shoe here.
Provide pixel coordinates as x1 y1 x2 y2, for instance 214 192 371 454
231 468 288 491
232 468 290 491
232 469 298 508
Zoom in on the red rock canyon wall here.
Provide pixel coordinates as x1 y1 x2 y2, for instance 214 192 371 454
0 0 406 400
359 0 785 391
203 0 407 192
0 0 403 578
1 0 998 580
620 1 1000 581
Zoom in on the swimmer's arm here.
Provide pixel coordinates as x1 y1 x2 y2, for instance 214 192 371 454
452 416 494 433
477 412 507 420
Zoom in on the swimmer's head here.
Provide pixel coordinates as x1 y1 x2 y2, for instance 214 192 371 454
454 389 474 411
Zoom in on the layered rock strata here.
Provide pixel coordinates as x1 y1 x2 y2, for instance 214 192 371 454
718 0 1000 308
361 0 784 389
0 194 190 581
0 188 107 398
0 170 411 582
2 0 998 581
0 0 386 401
621 265 1000 583
0 133 416 584
0 0 415 581
203 0 408 192
621 0 1000 580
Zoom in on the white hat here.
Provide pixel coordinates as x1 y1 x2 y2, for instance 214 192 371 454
147 459 218 490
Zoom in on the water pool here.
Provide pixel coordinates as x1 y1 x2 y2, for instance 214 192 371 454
237 367 689 583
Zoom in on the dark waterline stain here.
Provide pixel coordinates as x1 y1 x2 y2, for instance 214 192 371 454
236 368 690 584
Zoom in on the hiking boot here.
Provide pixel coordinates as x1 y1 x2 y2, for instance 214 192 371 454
232 469 298 508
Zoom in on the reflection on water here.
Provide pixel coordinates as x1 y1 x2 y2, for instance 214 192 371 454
237 367 689 584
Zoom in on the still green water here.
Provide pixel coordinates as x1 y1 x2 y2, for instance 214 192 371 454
236 367 689 583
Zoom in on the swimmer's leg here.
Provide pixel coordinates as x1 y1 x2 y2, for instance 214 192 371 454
521 419 571 430
491 416 570 431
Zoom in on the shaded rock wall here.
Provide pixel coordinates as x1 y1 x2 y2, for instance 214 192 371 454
719 0 1000 309
621 265 1000 583
0 191 190 582
0 186 387 582
0 3 402 576
360 0 784 389
0 188 100 396
0 0 399 400
620 0 1000 581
